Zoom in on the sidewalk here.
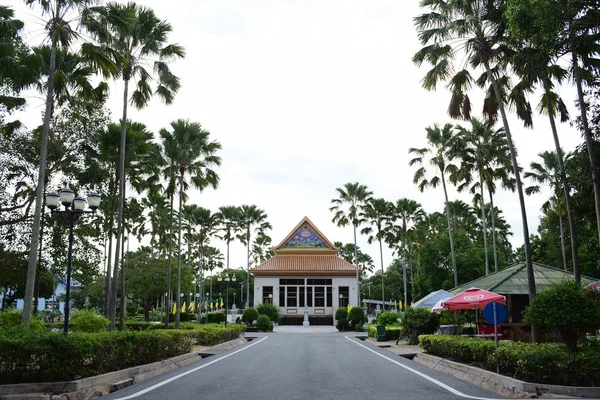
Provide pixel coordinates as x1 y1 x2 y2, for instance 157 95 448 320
364 337 423 357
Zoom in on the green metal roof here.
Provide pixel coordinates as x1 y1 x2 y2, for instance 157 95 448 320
451 262 598 295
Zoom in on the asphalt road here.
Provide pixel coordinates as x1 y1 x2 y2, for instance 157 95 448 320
102 333 504 400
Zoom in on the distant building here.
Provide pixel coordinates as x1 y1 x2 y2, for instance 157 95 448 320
9 276 81 314
251 217 358 325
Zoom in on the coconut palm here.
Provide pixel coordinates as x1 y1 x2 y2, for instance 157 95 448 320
525 150 574 273
387 198 425 309
413 1 539 340
409 123 459 287
250 232 273 266
330 182 373 306
237 205 271 308
160 120 221 328
88 2 185 329
21 0 127 326
513 51 581 282
361 198 393 310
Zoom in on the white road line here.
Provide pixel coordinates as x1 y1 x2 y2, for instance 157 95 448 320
345 337 572 400
113 336 268 400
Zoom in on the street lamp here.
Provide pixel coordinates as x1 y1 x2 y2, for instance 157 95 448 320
268 293 273 304
339 293 344 308
218 272 236 325
46 187 100 334
240 281 247 309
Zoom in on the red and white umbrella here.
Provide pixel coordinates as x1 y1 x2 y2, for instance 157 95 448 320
442 287 505 311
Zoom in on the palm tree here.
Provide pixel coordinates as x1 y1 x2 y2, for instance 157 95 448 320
454 119 511 275
160 120 221 328
237 205 271 308
525 151 574 273
89 2 185 330
203 246 224 300
409 123 459 287
217 206 241 313
514 52 581 282
413 1 539 342
387 199 425 309
330 182 373 306
21 1 125 327
250 232 272 266
361 198 393 310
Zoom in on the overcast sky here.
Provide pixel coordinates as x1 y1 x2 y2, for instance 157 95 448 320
13 0 583 276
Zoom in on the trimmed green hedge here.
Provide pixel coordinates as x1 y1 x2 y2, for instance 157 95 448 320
419 334 600 386
367 325 403 340
0 324 246 384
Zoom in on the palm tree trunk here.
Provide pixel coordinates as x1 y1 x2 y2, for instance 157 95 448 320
175 174 184 328
353 224 360 306
104 212 114 317
22 39 57 328
572 52 600 246
480 179 489 275
109 77 130 331
119 226 126 330
246 228 250 308
484 61 538 343
166 192 174 329
440 170 458 287
488 185 499 273
378 237 385 310
545 82 580 282
558 210 568 271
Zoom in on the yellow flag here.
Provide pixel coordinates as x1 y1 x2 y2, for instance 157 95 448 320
181 301 186 313
399 301 403 310
189 302 194 312
347 304 351 313
210 301 213 310
220 299 224 308
171 303 176 314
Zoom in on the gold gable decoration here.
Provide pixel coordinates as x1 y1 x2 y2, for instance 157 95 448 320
273 217 338 255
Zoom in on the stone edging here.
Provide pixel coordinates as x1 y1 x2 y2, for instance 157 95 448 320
414 352 600 398
0 337 248 400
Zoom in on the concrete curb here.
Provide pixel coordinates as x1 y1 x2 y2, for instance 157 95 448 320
413 353 600 398
0 337 248 400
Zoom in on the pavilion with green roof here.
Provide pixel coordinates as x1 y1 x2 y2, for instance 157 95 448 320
451 262 598 324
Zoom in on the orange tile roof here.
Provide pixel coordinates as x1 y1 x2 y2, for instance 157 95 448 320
251 255 357 277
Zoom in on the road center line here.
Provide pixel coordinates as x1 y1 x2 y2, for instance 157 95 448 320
113 336 268 400
345 337 511 400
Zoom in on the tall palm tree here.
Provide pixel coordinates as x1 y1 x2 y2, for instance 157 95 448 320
409 123 459 287
413 2 539 341
203 245 224 300
330 182 373 306
387 198 425 309
250 232 272 266
361 198 393 310
514 52 581 282
237 205 271 308
217 206 241 314
21 1 125 327
454 119 511 275
160 120 221 328
88 2 185 330
525 151 574 273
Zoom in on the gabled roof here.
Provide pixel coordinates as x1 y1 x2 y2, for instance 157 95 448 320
273 216 339 255
451 262 598 295
412 289 454 309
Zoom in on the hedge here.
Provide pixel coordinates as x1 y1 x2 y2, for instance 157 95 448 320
0 324 246 384
367 325 403 340
418 334 600 386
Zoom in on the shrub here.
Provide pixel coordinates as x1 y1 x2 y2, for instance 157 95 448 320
167 312 197 323
69 310 109 333
377 311 402 326
242 308 259 325
124 321 165 331
419 335 496 367
348 307 365 329
336 317 350 332
256 315 271 332
255 302 279 322
0 310 46 332
335 308 348 320
523 280 600 352
204 312 225 324
401 307 439 345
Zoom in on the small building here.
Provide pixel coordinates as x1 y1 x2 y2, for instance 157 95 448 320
251 217 358 325
10 276 80 314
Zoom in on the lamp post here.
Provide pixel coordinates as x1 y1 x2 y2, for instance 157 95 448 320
46 187 101 334
339 293 344 308
218 272 236 325
240 281 247 309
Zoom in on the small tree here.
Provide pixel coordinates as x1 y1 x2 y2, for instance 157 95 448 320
523 280 600 352
348 306 365 329
401 307 440 345
241 308 259 325
377 311 402 326
255 302 279 322
256 315 271 332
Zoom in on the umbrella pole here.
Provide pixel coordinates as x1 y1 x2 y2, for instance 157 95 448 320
494 302 499 374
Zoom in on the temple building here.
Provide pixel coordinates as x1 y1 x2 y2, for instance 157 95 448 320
251 217 358 325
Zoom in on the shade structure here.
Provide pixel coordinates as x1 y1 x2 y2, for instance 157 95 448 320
431 296 452 313
442 287 505 310
412 289 454 309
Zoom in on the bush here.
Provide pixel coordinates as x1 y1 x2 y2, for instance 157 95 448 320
69 310 109 333
124 321 165 331
348 307 365 329
377 312 402 326
401 307 439 345
204 312 225 324
335 308 348 320
167 312 197 323
255 303 279 322
419 335 496 367
256 315 271 332
0 310 46 332
242 308 259 325
336 317 350 332
523 280 600 352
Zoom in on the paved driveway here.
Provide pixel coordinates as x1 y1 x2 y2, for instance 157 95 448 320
102 333 505 400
